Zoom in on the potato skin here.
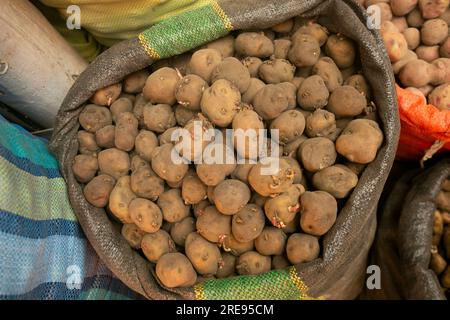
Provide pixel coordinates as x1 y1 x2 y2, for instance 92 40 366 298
212 57 251 93
402 28 421 50
151 143 189 183
135 130 158 162
298 137 336 172
157 189 190 223
288 34 321 68
259 59 295 84
390 0 418 16
72 154 98 183
182 171 207 205
382 32 408 62
264 184 304 228
325 34 356 69
115 112 138 152
253 84 290 120
305 109 337 138
429 84 450 110
418 0 449 19
79 105 112 133
300 191 337 236
421 19 448 46
143 104 176 133
175 74 208 111
201 79 241 127
232 204 265 242
327 85 366 118
121 223 146 249
241 78 265 104
248 158 295 197
236 251 271 275
185 232 222 275
110 98 133 123
293 23 328 46
242 57 263 77
83 174 115 207
156 253 197 288
255 227 287 256
130 166 164 201
273 39 292 60
95 125 115 149
143 67 180 105
188 48 222 83
336 119 384 164
297 75 329 111
312 57 343 93
214 179 251 215
108 176 136 224
235 32 274 58
170 217 196 247
78 130 99 155
141 230 176 263
312 164 358 199
129 198 163 233
98 148 130 179
270 110 305 145
196 206 231 243
286 233 320 264
222 234 254 256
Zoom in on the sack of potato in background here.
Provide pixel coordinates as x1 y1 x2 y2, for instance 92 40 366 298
367 158 450 300
367 0 450 162
49 0 399 300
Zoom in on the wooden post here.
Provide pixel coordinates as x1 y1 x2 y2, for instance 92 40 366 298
0 0 88 128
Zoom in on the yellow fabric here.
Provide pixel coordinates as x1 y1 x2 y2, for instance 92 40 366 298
40 0 213 47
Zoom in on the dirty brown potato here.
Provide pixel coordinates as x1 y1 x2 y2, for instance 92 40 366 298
273 39 292 60
418 0 449 19
115 112 138 152
270 110 306 145
158 127 180 145
110 97 133 123
300 191 337 236
141 230 176 263
235 32 274 58
312 164 359 199
143 104 176 133
282 157 303 184
98 148 130 179
214 179 251 215
156 252 197 288
79 104 112 133
312 57 343 93
188 48 223 83
232 204 265 242
130 155 149 172
286 233 320 264
298 137 337 172
255 227 287 256
421 19 448 46
175 74 208 111
402 28 421 50
253 84 290 120
78 130 100 155
130 166 164 201
336 119 384 164
123 70 149 94
201 79 241 127
293 23 329 46
151 143 189 183
174 115 213 162
344 74 372 100
236 251 271 275
90 83 122 106
129 198 163 233
134 130 158 162
241 78 265 104
242 57 263 77
325 34 356 69
83 174 115 207
182 171 208 205
121 223 146 249
258 59 295 84
170 217 196 247
222 234 255 256
196 205 231 243
143 67 180 105
288 34 321 68
108 176 136 224
211 57 251 93
297 75 329 111
264 184 304 228
232 108 265 159
157 189 190 223
216 253 236 278
305 109 337 138
95 125 115 149
72 154 98 183
185 232 222 275
327 85 366 118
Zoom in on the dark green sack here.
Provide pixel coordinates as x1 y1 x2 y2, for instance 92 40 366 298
49 0 399 300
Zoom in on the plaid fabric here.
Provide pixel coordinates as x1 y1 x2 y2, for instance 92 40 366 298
0 115 142 300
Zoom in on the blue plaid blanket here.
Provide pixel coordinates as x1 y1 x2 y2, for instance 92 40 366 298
0 115 141 300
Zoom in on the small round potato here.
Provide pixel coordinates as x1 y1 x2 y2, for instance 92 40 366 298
305 109 337 138
344 74 371 100
242 57 263 77
78 130 99 155
79 104 112 133
327 85 366 118
110 98 133 123
235 32 274 58
130 155 149 172
170 217 196 247
335 119 384 164
129 198 162 233
142 67 180 105
421 18 448 46
185 232 222 275
135 130 158 162
95 125 115 149
90 83 122 106
214 179 251 215
141 230 176 263
312 164 359 199
259 59 295 84
157 189 190 223
273 39 292 60
211 57 251 93
298 137 337 172
108 176 136 224
175 74 208 111
312 57 343 92
151 143 189 183
158 127 180 145
297 75 329 111
253 84 290 120
270 110 306 145
286 233 320 264
98 148 130 179
255 227 287 256
325 34 356 69
130 166 164 201
156 252 197 288
143 104 176 133
182 171 208 205
72 154 98 183
271 18 294 33
115 112 138 152
248 158 295 196
232 204 265 242
231 164 255 184
300 191 337 236
293 23 329 46
121 223 146 249
236 251 271 275
196 205 232 243
83 174 115 207
264 184 304 228
222 234 254 256
288 34 321 68
188 48 223 83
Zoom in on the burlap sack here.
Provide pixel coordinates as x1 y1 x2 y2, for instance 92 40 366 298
367 159 449 300
49 0 399 300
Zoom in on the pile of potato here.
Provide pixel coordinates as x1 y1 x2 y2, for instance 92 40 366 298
73 18 384 288
431 180 450 297
363 0 450 108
